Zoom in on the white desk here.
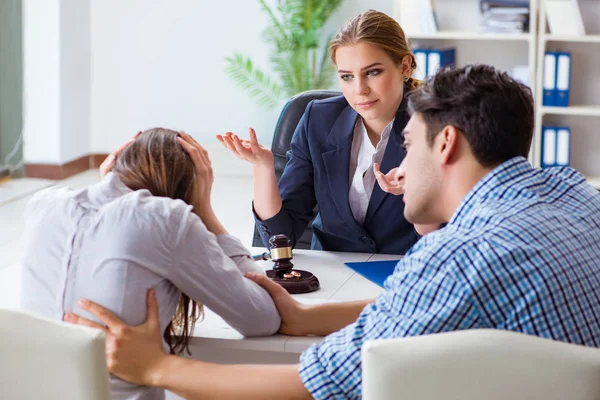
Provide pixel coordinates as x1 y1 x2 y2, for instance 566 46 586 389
0 248 398 364
188 249 395 365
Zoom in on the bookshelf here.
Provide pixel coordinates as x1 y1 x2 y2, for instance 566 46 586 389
541 105 600 117
534 0 600 190
587 176 600 190
394 0 600 190
543 34 600 43
407 30 532 41
395 0 539 164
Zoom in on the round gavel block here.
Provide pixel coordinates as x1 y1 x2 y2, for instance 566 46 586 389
266 234 319 293
266 269 320 294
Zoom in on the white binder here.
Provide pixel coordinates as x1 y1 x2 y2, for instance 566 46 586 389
555 53 571 107
427 52 441 76
542 127 557 167
543 53 557 106
413 50 427 80
556 127 571 166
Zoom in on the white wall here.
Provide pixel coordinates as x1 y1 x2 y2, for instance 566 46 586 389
90 0 280 153
60 0 91 163
89 0 392 152
22 0 61 163
24 0 391 167
23 0 91 164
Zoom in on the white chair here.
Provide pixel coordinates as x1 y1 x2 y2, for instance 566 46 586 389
0 308 111 400
362 329 600 400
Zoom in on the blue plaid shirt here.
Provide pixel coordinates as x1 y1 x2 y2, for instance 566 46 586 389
299 157 600 399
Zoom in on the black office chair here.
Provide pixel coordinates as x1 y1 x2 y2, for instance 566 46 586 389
252 90 342 249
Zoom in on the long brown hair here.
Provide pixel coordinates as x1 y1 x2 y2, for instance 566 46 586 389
113 127 203 356
329 9 421 90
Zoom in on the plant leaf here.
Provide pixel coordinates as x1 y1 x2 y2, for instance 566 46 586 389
224 53 284 109
225 0 344 104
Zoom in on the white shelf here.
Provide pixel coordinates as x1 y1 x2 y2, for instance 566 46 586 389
406 30 532 41
541 106 600 117
586 176 600 190
543 34 600 43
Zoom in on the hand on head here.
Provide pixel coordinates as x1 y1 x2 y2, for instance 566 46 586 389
177 131 214 215
99 131 142 178
374 162 406 196
217 128 274 169
64 289 166 386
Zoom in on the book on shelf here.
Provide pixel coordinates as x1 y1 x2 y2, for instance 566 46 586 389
412 48 456 79
545 0 586 35
541 126 570 168
542 52 571 107
397 0 438 35
479 0 530 33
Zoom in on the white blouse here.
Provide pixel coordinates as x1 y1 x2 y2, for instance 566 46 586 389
20 173 280 400
348 118 395 224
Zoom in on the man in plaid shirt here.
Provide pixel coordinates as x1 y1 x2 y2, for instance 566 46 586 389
72 64 600 399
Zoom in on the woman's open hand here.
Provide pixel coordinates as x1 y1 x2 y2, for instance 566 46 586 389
217 128 274 169
374 163 405 196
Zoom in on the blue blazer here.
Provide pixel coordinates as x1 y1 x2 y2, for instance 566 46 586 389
255 95 418 254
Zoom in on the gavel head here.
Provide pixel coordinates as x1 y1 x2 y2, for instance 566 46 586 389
268 234 294 276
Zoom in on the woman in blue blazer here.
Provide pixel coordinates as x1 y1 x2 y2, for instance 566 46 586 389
218 10 436 254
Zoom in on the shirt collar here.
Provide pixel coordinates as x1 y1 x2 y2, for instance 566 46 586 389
355 117 396 151
85 172 133 206
448 156 533 225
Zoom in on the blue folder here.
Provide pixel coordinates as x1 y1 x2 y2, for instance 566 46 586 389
543 52 557 106
555 52 571 107
344 260 401 287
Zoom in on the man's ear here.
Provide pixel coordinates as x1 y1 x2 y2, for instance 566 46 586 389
437 125 460 165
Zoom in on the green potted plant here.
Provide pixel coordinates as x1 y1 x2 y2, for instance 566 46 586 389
225 0 343 109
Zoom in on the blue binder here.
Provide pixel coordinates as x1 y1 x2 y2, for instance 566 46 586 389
555 52 571 107
556 126 571 166
344 260 400 287
426 48 456 76
541 125 557 168
412 49 429 80
543 52 557 106
541 125 571 168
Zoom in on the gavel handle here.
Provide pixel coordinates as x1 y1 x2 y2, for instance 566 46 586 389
251 252 271 261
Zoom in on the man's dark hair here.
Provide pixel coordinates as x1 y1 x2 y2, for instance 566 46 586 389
407 64 534 168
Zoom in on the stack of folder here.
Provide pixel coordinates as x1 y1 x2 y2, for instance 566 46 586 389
480 0 530 33
412 48 456 80
543 52 572 107
541 126 571 168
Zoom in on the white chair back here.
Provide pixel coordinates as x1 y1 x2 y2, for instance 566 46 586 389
0 309 111 400
362 329 600 400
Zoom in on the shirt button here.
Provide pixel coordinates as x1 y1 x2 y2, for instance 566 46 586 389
361 236 369 244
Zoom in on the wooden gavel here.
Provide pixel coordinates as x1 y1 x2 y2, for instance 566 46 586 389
265 234 320 294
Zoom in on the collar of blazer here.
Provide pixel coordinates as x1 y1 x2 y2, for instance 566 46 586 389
322 95 410 232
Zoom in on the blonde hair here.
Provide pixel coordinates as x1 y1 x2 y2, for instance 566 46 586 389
329 9 421 90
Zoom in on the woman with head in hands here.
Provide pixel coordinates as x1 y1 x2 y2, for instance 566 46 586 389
21 129 280 400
